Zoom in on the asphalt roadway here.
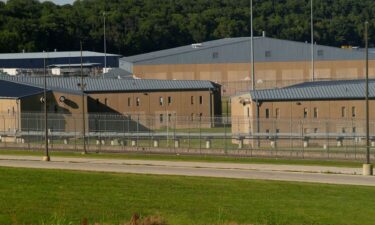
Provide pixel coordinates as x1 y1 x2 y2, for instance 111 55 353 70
0 155 374 186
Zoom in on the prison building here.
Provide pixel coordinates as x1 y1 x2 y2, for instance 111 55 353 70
120 36 375 95
0 75 221 135
0 51 121 76
231 80 375 147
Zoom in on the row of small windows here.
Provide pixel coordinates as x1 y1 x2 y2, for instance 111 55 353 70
97 96 203 107
265 107 357 119
159 113 203 123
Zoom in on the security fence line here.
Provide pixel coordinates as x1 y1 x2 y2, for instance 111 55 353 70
0 112 374 161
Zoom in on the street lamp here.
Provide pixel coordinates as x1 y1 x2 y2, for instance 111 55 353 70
363 21 373 176
42 53 50 161
79 41 87 154
103 11 107 75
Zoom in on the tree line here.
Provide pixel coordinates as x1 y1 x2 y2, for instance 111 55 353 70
0 0 374 56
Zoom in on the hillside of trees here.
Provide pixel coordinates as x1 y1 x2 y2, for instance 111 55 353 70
0 0 374 56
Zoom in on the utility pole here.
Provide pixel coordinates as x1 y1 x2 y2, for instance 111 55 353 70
80 41 87 154
311 0 315 81
363 21 373 176
42 53 50 161
250 0 255 90
103 11 107 75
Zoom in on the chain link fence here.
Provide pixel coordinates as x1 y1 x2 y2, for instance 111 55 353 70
0 112 373 161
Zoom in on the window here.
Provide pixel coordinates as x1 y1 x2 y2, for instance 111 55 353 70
128 97 131 107
275 108 280 118
352 106 356 117
212 52 219 59
136 97 140 106
342 128 346 133
159 114 164 123
303 108 308 118
313 107 318 118
265 108 270 118
266 129 270 133
276 129 280 134
159 97 164 106
265 50 272 57
12 107 15 115
314 128 318 133
199 96 203 104
168 114 172 122
191 96 194 105
199 113 203 118
341 107 346 118
104 98 108 106
317 49 324 56
168 96 172 105
352 127 356 133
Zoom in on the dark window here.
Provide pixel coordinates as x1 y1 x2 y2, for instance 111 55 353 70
265 50 271 57
265 108 270 118
168 96 172 105
104 98 108 106
352 107 356 117
275 108 280 118
199 96 203 104
159 114 164 123
314 128 318 133
212 52 219 59
136 97 140 106
128 97 131 107
313 107 318 118
304 108 308 118
352 127 356 133
191 96 194 105
168 114 172 122
342 128 346 133
276 129 280 133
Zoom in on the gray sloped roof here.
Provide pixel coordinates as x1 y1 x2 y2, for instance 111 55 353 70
120 37 375 65
0 79 46 99
250 79 375 101
103 68 134 79
0 51 120 60
0 75 218 93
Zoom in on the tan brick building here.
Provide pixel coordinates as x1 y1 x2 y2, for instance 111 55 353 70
0 76 221 135
232 80 375 147
120 37 375 95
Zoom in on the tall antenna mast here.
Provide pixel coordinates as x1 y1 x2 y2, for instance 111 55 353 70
311 0 315 81
250 0 255 90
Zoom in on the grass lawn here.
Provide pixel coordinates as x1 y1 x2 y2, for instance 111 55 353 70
0 149 364 168
0 167 374 225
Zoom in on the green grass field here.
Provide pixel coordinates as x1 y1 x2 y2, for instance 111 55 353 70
0 167 374 225
0 149 364 168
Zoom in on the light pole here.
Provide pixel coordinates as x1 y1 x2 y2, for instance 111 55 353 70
103 11 107 75
311 0 315 81
363 21 373 176
80 41 87 154
250 0 255 90
42 53 50 161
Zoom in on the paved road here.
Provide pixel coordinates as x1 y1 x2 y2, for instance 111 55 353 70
0 155 374 186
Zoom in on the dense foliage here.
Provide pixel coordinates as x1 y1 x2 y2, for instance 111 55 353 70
0 0 374 55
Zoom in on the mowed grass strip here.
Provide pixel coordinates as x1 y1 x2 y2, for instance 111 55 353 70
0 149 363 168
0 167 374 225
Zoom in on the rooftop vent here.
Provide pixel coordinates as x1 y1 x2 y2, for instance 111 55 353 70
192 43 203 49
